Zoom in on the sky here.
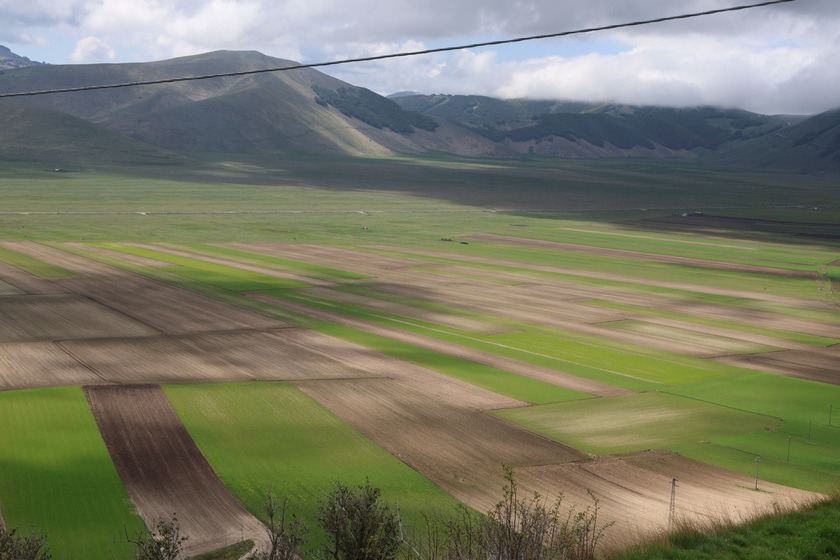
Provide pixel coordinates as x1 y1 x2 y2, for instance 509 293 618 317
1 0 838 115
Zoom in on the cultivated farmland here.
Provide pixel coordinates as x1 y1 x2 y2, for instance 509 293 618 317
0 156 838 557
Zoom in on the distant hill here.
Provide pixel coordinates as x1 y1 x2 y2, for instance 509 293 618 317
392 94 801 160
0 48 836 172
0 99 184 165
0 46 46 70
0 50 505 158
714 108 840 174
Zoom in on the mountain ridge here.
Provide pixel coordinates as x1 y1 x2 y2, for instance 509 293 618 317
1 47 837 172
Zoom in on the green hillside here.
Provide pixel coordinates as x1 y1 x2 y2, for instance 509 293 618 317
0 99 183 165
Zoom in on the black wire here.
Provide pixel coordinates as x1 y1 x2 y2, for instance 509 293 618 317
0 0 795 99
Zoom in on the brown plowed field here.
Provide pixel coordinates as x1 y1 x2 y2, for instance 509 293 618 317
1 242 287 334
369 280 725 357
251 292 629 398
363 245 830 308
715 348 840 385
294 377 586 505
0 294 157 342
0 260 68 295
467 233 817 279
220 242 424 273
0 341 104 390
278 327 523 410
515 451 821 551
298 286 514 334
85 385 267 557
0 278 24 295
67 243 175 268
62 329 378 385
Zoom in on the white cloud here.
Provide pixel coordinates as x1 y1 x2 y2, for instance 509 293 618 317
70 35 115 62
4 0 840 114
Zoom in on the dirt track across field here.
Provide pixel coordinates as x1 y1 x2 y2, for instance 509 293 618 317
466 233 817 279
85 384 267 557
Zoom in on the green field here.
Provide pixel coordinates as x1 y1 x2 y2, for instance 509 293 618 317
492 391 782 455
0 245 74 278
0 387 145 559
163 382 462 552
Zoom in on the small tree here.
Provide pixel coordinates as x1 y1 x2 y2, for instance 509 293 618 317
0 526 51 560
249 491 308 560
317 480 402 560
119 515 188 560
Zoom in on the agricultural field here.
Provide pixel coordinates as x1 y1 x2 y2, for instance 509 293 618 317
0 155 839 557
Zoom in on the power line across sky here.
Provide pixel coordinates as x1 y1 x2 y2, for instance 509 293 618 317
0 0 795 99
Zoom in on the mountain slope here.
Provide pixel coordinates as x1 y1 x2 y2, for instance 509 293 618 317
0 46 45 70
714 109 840 174
0 99 183 165
0 51 502 157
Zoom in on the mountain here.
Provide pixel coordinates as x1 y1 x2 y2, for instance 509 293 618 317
714 108 840 174
0 50 505 158
0 49 836 171
391 94 799 159
0 98 184 165
0 46 46 70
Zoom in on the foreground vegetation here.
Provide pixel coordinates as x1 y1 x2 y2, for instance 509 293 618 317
611 495 840 560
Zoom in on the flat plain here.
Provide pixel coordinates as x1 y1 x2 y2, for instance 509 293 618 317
0 155 839 557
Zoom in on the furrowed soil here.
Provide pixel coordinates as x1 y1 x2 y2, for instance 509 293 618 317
0 341 104 390
515 451 821 552
1 241 286 334
84 384 266 557
251 292 628 397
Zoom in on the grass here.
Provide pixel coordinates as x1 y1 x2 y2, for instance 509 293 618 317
0 245 74 278
0 386 145 560
582 300 840 347
163 382 462 555
91 243 313 291
188 540 255 560
610 495 840 560
174 243 373 282
492 391 781 456
309 322 589 404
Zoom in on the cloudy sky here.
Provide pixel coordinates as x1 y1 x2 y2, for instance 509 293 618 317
2 0 838 114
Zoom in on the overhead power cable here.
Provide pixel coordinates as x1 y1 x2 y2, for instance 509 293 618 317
0 0 795 99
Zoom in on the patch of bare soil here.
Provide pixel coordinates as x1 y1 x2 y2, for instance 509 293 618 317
0 341 104 390
250 292 628 398
84 385 267 557
0 260 68 295
298 286 513 334
294 377 586 507
0 278 24 295
515 451 821 552
61 329 375 385
219 243 424 274
364 279 719 357
278 327 523 410
467 233 816 279
127 243 336 287
2 242 286 334
363 245 832 309
714 347 840 385
66 243 175 268
0 294 157 342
